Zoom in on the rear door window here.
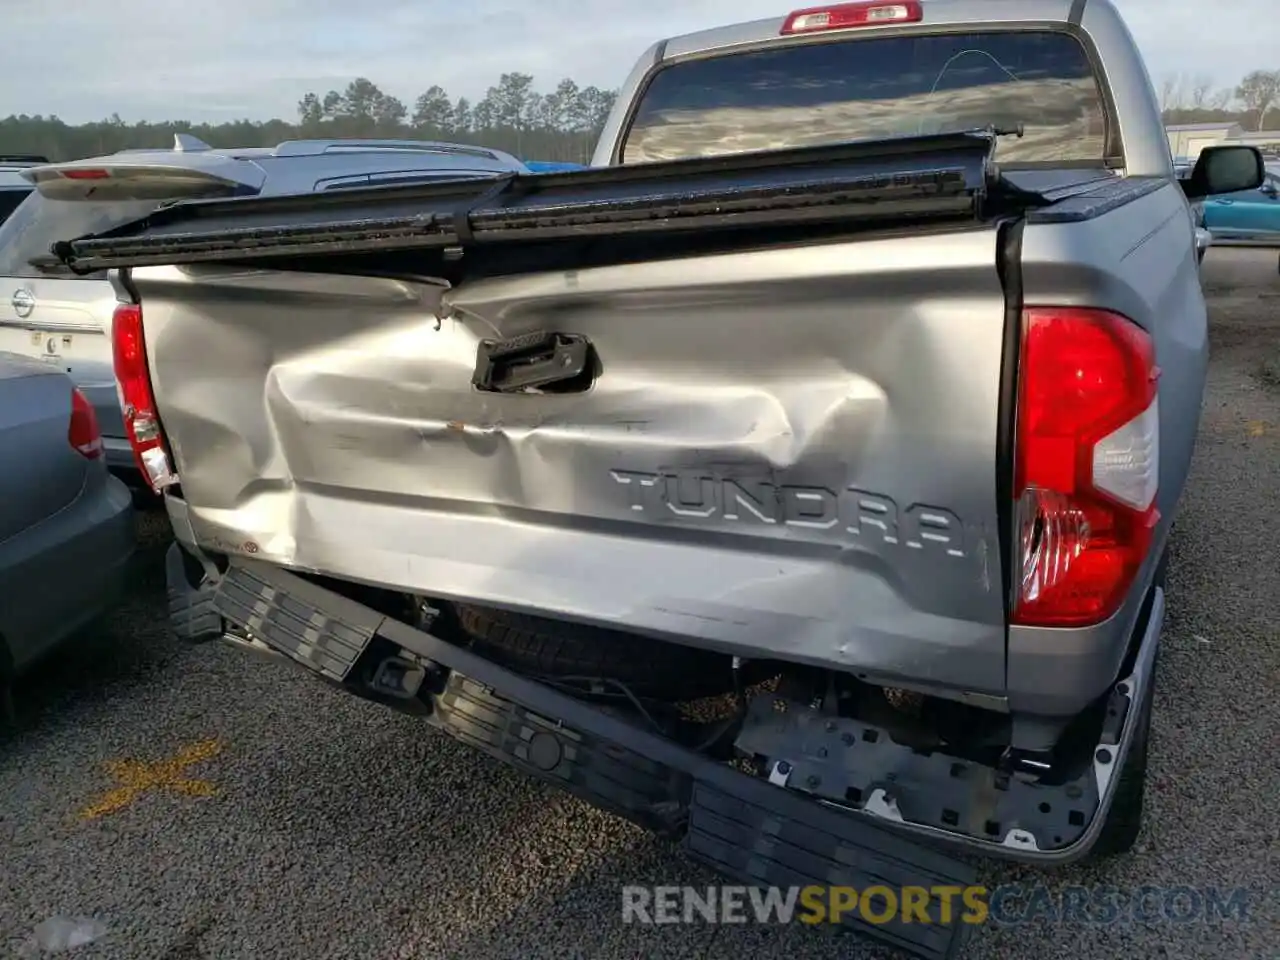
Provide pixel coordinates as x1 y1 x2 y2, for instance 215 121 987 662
621 30 1111 166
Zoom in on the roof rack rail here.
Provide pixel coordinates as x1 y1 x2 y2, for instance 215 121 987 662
272 139 502 161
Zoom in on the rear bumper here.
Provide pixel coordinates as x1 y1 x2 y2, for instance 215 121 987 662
171 552 981 959
0 473 135 666
166 541 1163 948
58 476 136 618
8 472 135 581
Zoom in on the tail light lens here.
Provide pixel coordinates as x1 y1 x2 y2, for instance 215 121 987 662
58 168 112 180
781 1 923 33
68 387 103 459
1012 307 1160 627
111 302 177 493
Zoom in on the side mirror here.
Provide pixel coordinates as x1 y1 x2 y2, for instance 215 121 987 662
1181 145 1265 200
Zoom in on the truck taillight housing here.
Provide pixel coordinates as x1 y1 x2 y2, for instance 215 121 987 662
68 387 103 459
1012 307 1160 628
111 302 177 493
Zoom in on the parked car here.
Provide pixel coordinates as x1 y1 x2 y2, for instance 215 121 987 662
0 352 135 710
0 137 529 489
1201 162 1280 259
523 160 587 172
1201 162 1280 231
46 2 1264 956
0 155 42 225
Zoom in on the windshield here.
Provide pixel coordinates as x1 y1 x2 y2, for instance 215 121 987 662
0 192 161 280
621 30 1111 166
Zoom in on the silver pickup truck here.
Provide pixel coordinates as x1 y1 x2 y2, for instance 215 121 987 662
47 1 1263 956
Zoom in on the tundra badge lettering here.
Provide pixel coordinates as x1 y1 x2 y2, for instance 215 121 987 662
610 471 964 557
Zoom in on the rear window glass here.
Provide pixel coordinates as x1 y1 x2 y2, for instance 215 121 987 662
0 187 31 225
0 192 159 280
621 31 1110 165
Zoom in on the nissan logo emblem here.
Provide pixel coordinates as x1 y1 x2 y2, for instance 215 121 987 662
11 289 35 319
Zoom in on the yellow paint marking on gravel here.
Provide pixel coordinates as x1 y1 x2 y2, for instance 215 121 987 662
78 739 225 821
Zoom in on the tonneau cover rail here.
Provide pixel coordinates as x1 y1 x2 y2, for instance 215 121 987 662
53 130 1045 274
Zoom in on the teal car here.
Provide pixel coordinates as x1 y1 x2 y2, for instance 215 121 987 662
523 161 587 173
1201 163 1280 245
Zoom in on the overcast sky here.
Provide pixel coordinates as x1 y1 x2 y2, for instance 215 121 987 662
3 0 1272 124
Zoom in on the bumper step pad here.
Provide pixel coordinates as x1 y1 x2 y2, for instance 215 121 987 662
213 563 378 681
687 781 976 959
165 544 222 644
431 673 690 835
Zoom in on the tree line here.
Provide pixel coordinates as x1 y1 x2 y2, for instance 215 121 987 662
1159 69 1280 129
295 73 618 160
2 66 1277 165
0 73 618 163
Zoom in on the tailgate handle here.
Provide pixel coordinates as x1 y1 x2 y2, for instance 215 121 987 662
471 330 596 394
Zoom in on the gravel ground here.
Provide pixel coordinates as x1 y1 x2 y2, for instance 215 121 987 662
1 248 1278 959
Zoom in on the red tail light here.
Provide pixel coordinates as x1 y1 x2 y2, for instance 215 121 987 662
111 302 177 492
1012 307 1160 627
59 168 112 180
68 387 103 459
781 0 922 33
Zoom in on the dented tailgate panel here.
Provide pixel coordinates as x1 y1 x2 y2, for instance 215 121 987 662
134 225 1010 694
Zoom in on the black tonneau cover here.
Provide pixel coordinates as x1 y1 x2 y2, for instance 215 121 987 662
54 130 1044 275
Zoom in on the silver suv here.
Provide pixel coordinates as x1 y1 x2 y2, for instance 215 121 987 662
0 136 526 485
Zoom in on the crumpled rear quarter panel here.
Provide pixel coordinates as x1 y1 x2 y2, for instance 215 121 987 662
134 226 1010 695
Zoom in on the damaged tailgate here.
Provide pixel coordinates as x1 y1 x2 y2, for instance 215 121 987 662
65 132 1024 699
